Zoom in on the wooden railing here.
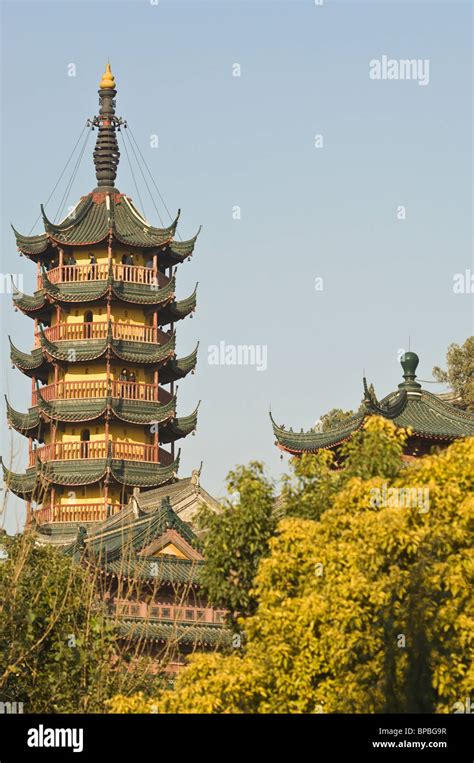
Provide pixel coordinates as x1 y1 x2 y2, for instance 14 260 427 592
35 503 125 524
29 441 174 467
41 263 165 288
115 599 227 625
32 380 166 405
34 321 171 346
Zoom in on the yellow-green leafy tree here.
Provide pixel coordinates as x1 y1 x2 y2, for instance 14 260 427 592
110 419 473 713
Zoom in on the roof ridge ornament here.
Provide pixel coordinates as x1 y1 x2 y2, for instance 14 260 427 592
398 351 422 394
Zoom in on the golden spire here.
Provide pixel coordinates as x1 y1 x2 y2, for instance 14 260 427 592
99 62 116 90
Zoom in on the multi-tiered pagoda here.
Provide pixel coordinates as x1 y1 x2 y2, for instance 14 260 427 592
3 64 200 527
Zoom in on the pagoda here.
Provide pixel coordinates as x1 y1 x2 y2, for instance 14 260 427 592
2 64 201 527
271 351 474 462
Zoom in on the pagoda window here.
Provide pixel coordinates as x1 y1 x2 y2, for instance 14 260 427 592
185 610 195 621
80 429 90 459
84 310 93 339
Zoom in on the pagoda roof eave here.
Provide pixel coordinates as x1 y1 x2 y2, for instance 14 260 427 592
159 343 199 384
158 283 198 325
14 193 198 254
14 275 177 316
38 327 176 365
270 409 367 453
7 395 178 434
0 458 38 499
159 404 200 443
113 619 231 646
272 388 474 454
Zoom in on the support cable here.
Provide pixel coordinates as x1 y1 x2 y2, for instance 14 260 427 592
54 126 92 223
127 125 181 238
28 123 89 234
119 129 146 219
124 128 165 227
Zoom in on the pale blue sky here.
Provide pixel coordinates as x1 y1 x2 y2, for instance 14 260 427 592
1 0 472 530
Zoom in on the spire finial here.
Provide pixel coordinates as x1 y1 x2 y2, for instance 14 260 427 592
90 64 125 191
99 62 116 90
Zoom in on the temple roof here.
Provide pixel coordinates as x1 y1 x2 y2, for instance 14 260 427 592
66 495 199 561
13 272 179 314
5 393 198 441
1 451 181 499
13 194 200 262
158 343 199 385
12 275 196 324
114 620 230 646
9 328 197 383
272 352 474 454
32 472 218 545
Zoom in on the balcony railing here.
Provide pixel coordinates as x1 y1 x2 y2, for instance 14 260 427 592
35 503 125 524
115 599 227 625
34 321 171 347
40 263 165 289
31 380 171 405
29 441 174 467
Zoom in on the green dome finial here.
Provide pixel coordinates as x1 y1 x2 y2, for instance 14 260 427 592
398 351 421 393
400 351 419 379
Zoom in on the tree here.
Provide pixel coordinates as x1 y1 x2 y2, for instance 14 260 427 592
317 407 355 432
118 422 473 713
282 417 409 520
196 462 276 623
432 336 474 411
0 530 157 712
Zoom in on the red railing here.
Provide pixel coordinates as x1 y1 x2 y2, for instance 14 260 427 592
34 321 171 346
35 503 125 524
115 599 227 625
28 441 174 467
41 263 164 288
32 380 170 405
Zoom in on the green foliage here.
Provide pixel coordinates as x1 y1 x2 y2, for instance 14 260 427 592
433 336 474 411
319 407 355 432
135 429 473 714
197 462 276 622
339 416 409 480
281 450 340 521
282 417 409 521
0 532 157 712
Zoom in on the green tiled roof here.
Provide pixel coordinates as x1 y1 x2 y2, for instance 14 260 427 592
158 284 198 325
13 194 200 259
0 459 38 498
6 393 178 435
10 329 186 376
159 404 200 443
159 343 199 385
105 557 204 583
109 455 180 488
114 619 230 646
2 453 180 498
111 276 175 306
272 387 474 453
77 496 197 562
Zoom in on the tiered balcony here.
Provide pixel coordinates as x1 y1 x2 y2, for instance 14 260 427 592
115 599 227 625
31 380 173 405
39 263 163 289
28 441 174 467
34 321 171 347
35 503 125 524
